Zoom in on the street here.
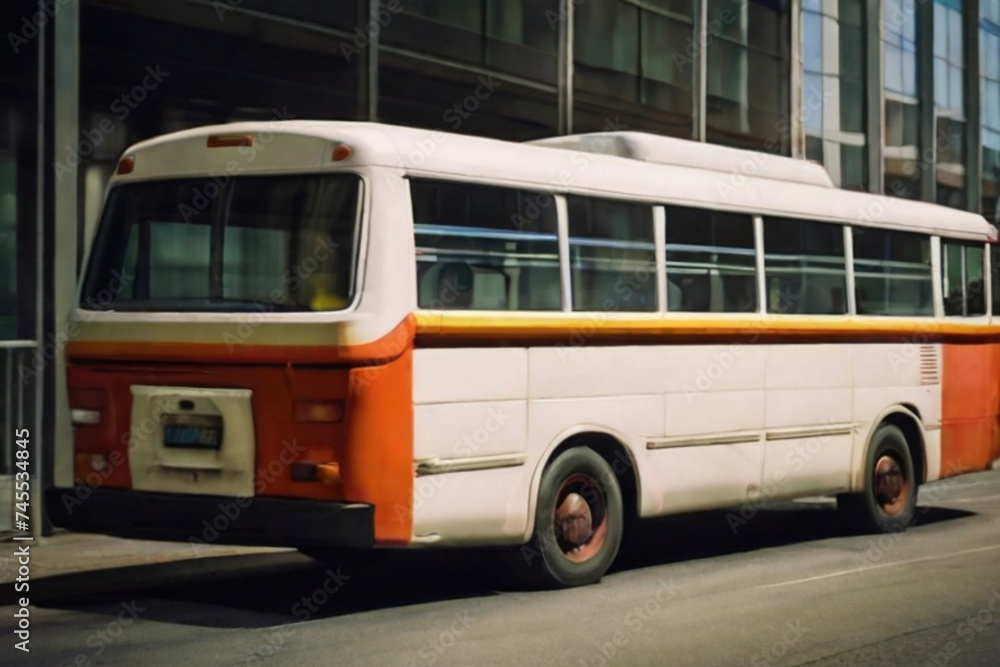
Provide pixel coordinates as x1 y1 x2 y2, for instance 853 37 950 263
3 469 1000 667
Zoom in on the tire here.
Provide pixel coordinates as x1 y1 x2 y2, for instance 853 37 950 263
838 424 918 533
509 447 624 589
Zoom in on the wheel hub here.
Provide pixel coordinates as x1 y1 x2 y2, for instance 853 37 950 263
875 455 903 504
552 473 608 563
555 492 594 546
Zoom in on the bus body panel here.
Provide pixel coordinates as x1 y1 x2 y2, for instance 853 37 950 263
941 342 1000 475
68 359 350 501
52 121 1000 555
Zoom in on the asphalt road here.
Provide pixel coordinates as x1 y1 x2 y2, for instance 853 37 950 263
3 469 1000 667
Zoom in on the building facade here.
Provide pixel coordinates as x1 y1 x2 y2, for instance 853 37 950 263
1 0 999 522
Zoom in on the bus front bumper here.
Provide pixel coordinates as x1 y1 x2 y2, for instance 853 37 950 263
44 487 375 549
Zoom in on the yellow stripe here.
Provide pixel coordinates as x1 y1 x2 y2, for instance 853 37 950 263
414 311 1000 337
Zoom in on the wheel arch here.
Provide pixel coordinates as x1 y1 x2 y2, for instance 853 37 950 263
854 404 927 491
523 426 640 541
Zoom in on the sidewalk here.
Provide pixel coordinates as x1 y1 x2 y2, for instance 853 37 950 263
0 530 289 585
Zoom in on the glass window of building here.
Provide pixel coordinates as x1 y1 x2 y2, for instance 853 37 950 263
574 0 695 138
0 114 14 340
802 0 868 190
934 0 966 208
884 0 922 200
237 0 358 31
405 0 482 30
486 0 561 52
705 0 790 152
382 1 558 81
983 1 1000 222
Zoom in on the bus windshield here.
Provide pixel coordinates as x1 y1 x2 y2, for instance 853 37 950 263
80 173 362 312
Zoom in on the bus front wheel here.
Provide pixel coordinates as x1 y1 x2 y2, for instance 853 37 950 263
838 424 918 533
512 447 624 589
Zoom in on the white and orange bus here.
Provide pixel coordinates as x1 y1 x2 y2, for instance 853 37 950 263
47 121 1000 588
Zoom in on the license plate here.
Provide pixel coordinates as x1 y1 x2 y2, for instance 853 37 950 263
162 416 223 450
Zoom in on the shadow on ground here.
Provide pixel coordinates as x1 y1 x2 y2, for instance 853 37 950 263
15 502 974 628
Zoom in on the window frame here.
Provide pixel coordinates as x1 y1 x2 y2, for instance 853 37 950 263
79 172 366 313
565 194 658 314
851 226 936 318
409 177 563 312
663 204 760 314
941 238 988 317
407 176 995 322
761 216 850 316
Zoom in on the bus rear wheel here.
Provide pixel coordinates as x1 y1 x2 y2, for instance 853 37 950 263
511 447 624 589
838 424 918 533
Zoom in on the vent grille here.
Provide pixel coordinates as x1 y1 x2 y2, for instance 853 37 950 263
919 345 940 385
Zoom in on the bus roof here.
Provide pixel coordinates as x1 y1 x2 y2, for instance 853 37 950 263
121 120 996 241
527 131 837 189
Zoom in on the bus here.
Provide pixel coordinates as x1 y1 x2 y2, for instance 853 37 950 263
47 120 1000 588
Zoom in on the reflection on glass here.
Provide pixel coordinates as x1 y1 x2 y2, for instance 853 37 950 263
802 0 868 189
934 0 966 207
982 3 1000 221
705 0 789 151
0 157 15 339
853 228 933 316
574 0 694 137
665 206 757 313
567 197 656 312
764 218 847 315
885 0 921 200
81 175 362 312
411 179 561 311
942 241 986 316
574 0 639 74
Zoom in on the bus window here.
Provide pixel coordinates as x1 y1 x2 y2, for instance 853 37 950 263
664 206 756 313
80 174 361 312
942 240 986 316
763 217 847 315
566 196 655 312
992 244 1000 317
411 179 560 310
853 228 933 316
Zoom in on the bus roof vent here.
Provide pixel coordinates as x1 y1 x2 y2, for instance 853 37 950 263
527 132 836 189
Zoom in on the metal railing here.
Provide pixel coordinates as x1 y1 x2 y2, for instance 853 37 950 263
0 341 38 532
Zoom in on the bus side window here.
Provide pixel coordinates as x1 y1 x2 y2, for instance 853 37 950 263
518 266 560 310
854 228 933 316
665 206 756 313
942 240 987 317
436 262 474 309
566 196 656 313
992 244 1000 317
762 216 847 315
411 179 560 311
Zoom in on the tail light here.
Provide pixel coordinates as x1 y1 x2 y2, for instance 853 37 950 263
293 400 345 423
